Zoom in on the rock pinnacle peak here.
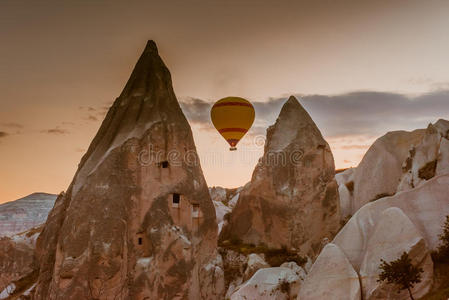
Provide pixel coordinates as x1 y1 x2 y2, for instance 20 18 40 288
144 40 158 53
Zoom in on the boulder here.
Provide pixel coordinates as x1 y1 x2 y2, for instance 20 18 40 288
352 129 425 212
243 253 270 281
298 243 360 300
360 207 433 299
280 261 306 281
32 41 223 300
231 267 301 300
221 96 340 258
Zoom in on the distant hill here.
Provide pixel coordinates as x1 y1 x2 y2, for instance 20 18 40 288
0 193 57 236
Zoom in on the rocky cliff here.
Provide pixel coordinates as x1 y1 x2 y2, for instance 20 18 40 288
0 193 56 237
30 40 223 300
221 96 340 257
350 130 425 213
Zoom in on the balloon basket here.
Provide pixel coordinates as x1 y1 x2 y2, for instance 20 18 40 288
229 147 237 151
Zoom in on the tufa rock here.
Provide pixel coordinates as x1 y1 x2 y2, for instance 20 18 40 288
33 41 223 300
298 243 361 300
221 96 340 257
334 174 449 270
243 253 270 281
352 129 425 212
359 207 433 300
231 267 302 300
398 120 449 192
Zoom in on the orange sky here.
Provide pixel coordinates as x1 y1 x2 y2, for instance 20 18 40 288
1 0 449 203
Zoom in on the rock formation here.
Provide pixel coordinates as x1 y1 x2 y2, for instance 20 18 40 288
351 130 424 213
323 174 449 299
0 193 56 236
31 41 223 300
335 174 449 271
359 207 433 299
298 243 361 300
209 186 242 234
231 267 302 300
335 168 355 220
0 227 41 298
398 119 449 192
221 96 340 257
242 253 270 281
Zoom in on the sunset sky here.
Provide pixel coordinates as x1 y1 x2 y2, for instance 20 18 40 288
1 0 449 203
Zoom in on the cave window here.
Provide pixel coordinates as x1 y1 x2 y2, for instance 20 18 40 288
172 193 180 207
159 161 169 168
138 237 143 245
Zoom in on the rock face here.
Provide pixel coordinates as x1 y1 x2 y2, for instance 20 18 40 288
352 130 425 213
0 236 35 294
359 207 433 299
0 226 41 297
335 168 355 219
221 96 340 257
209 186 242 234
32 41 222 300
0 193 57 236
231 267 302 300
335 174 449 271
329 175 449 299
243 253 270 281
398 120 449 192
298 243 360 300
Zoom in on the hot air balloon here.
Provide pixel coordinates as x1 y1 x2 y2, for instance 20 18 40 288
210 96 255 151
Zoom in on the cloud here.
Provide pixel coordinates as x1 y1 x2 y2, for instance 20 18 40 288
41 128 69 135
180 89 449 140
79 103 111 121
0 131 8 138
179 98 213 124
339 144 371 150
296 90 449 137
86 115 98 122
0 122 23 129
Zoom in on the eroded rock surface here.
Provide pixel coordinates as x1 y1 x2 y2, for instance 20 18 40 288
298 243 360 300
352 130 424 212
231 267 302 300
0 226 41 298
334 174 449 271
398 120 449 192
360 207 433 299
32 41 223 300
221 96 340 258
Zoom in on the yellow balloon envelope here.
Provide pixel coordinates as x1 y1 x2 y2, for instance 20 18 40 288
210 96 255 151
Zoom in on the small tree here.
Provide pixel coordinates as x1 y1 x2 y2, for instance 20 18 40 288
435 215 449 261
377 252 423 300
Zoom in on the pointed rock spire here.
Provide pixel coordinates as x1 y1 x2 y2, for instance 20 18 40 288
33 41 223 300
220 96 340 258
